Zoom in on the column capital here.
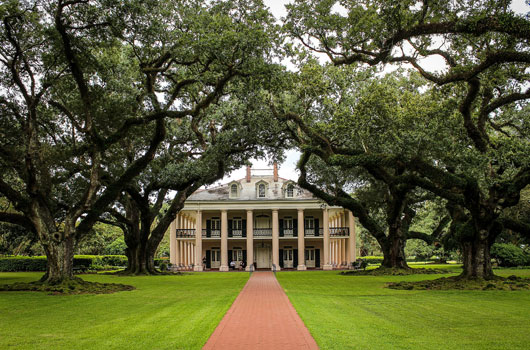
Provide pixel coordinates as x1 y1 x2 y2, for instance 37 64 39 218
221 209 228 214
246 209 253 214
272 208 279 213
297 208 304 213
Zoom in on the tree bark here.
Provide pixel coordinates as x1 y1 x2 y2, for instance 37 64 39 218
380 234 410 269
460 235 494 279
40 235 76 284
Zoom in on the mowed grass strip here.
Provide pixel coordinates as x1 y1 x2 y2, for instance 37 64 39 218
277 268 530 350
0 272 248 350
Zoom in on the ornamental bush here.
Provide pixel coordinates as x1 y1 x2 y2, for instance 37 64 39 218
491 243 530 267
0 255 129 272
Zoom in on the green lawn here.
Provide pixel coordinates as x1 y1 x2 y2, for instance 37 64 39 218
0 272 248 350
277 268 530 350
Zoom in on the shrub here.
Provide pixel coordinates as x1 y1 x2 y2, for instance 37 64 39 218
0 255 129 272
362 256 384 265
491 243 530 267
0 256 47 271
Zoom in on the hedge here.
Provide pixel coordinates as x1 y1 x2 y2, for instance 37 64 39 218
491 243 530 267
0 255 129 272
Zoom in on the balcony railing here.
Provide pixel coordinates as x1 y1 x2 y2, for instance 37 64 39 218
229 229 246 238
304 228 323 237
330 227 350 237
176 229 196 238
202 229 221 238
254 228 272 237
280 228 296 237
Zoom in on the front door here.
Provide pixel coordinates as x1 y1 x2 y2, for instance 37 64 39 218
283 248 294 268
256 247 271 268
305 248 316 268
211 249 221 269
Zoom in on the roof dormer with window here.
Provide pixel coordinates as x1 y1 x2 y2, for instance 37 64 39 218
255 180 268 199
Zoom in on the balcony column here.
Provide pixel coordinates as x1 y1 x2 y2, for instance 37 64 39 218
272 209 280 271
170 218 177 265
297 209 306 270
245 210 254 271
347 210 356 265
220 209 229 271
323 207 332 270
194 210 203 271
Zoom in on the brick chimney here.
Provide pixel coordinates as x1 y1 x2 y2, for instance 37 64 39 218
273 162 278 182
246 165 251 182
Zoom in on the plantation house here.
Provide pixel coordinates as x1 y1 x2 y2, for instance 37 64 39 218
169 165 357 271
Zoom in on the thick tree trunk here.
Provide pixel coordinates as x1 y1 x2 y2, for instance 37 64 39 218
380 235 410 269
460 236 494 279
40 235 76 284
123 227 158 275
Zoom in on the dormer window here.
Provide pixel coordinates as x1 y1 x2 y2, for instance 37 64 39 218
286 184 294 198
258 184 266 198
228 181 240 199
283 181 297 198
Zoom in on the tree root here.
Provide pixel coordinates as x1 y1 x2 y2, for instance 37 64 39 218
387 275 530 291
0 277 135 295
341 267 454 276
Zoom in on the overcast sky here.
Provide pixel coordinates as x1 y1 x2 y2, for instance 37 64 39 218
220 0 530 185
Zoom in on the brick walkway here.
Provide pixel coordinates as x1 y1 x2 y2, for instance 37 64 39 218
203 271 319 350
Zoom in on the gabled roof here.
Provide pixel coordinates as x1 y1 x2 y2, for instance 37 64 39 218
187 175 315 201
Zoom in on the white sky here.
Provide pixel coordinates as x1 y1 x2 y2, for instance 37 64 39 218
220 0 530 185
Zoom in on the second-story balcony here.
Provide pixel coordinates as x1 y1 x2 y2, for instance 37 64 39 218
176 229 196 238
304 228 323 237
254 228 272 237
202 229 221 238
330 227 350 237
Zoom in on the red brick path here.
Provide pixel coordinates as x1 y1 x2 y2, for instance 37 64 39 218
203 271 319 350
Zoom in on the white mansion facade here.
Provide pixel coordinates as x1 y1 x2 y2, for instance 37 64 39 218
169 165 357 271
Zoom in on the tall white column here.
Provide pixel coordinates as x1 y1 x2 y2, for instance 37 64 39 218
170 218 177 265
272 209 280 271
341 239 346 266
297 209 306 270
246 210 254 271
323 208 332 270
194 210 203 271
220 210 229 271
347 210 356 265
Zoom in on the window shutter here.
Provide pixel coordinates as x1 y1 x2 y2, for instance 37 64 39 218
243 250 247 265
228 219 233 237
315 249 320 268
293 249 298 267
279 219 284 237
242 219 247 237
205 250 211 269
293 219 298 237
228 250 233 267
279 249 284 268
206 220 211 237
315 219 320 236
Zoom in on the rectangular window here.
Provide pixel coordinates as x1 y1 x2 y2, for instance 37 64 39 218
211 218 220 230
258 184 266 198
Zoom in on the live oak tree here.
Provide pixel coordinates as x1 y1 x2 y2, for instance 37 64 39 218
275 65 453 269
96 0 285 275
284 0 530 278
0 0 279 285
103 90 290 275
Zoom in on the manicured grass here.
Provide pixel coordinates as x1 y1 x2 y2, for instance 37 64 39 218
0 272 248 349
277 268 530 350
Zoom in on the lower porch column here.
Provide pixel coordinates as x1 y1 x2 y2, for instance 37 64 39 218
297 209 306 270
220 209 229 271
170 218 177 265
194 210 203 271
245 210 254 271
323 207 332 270
347 210 356 265
341 238 346 267
272 209 280 271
